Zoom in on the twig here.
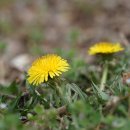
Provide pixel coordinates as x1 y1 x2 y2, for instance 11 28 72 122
57 105 67 116
0 93 16 99
95 123 100 130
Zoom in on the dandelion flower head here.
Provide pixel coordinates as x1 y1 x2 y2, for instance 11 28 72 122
88 42 124 55
28 54 69 86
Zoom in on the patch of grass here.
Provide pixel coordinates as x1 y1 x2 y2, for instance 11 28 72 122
0 43 130 130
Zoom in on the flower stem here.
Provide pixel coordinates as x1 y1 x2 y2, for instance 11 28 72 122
100 62 108 91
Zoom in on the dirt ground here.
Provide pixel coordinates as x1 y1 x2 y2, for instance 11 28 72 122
0 0 130 84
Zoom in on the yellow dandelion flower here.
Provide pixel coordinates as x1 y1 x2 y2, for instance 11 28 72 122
88 42 124 55
27 54 69 86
